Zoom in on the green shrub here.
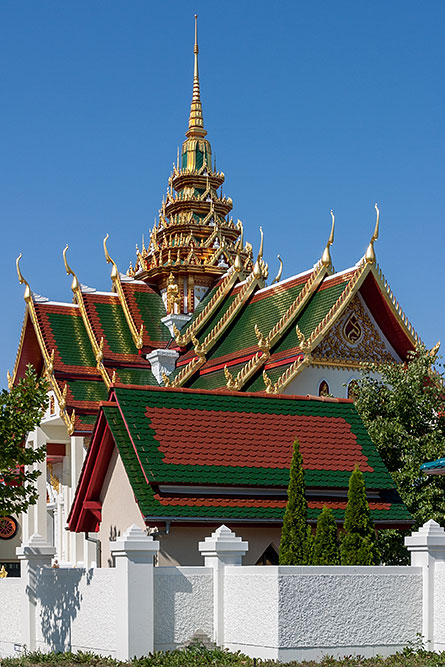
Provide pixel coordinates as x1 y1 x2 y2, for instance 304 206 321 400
340 466 380 566
313 506 340 565
279 439 313 565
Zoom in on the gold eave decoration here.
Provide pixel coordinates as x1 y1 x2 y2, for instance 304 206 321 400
63 245 111 389
172 271 260 387
227 215 337 391
15 255 78 436
173 266 239 345
272 262 370 392
371 262 421 348
103 234 144 349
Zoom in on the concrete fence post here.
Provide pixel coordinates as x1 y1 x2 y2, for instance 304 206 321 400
110 524 159 661
16 533 56 652
199 525 248 647
405 519 445 650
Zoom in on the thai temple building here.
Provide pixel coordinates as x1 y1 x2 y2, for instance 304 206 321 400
2 17 421 569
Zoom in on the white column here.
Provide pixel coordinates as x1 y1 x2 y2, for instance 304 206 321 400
68 436 86 566
405 519 445 650
16 533 56 651
199 525 248 647
110 524 159 660
33 428 48 543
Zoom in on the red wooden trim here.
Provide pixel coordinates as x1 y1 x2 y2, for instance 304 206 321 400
46 443 66 456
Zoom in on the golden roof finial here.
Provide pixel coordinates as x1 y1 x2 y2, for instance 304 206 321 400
186 14 206 139
365 203 380 264
16 254 32 303
253 227 264 279
272 255 283 284
103 234 119 280
430 341 441 357
63 245 79 292
321 210 335 267
7 370 13 390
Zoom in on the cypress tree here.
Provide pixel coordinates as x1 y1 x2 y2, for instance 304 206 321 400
340 465 380 565
279 439 313 565
313 506 340 565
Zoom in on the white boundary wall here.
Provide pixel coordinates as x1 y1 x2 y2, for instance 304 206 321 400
2 521 445 662
154 567 214 650
225 566 422 662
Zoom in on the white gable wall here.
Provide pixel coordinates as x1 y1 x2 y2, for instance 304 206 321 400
97 447 146 567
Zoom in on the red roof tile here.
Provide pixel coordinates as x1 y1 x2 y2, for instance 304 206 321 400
147 407 373 472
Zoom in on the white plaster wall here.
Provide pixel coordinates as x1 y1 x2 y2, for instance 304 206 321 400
98 447 146 568
224 566 422 662
224 567 279 659
154 567 213 650
34 568 116 656
277 566 422 661
0 579 22 657
434 563 445 650
285 365 362 399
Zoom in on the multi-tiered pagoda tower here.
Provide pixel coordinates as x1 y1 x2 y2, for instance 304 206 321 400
129 16 253 317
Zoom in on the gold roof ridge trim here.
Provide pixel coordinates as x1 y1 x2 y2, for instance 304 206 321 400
63 245 111 389
226 258 327 391
374 262 421 346
174 266 238 345
103 234 144 350
198 271 259 353
15 255 78 435
272 260 370 392
173 271 259 386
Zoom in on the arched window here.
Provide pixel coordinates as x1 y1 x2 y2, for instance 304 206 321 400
347 380 358 401
319 380 329 397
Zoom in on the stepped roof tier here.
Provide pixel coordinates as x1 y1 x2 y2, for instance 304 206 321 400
68 385 412 532
11 21 423 443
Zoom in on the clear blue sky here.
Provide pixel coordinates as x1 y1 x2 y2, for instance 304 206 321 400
1 1 444 387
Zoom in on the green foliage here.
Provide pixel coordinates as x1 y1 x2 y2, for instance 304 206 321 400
313 506 340 565
0 365 48 516
4 646 445 666
340 466 380 565
355 345 445 564
279 439 313 565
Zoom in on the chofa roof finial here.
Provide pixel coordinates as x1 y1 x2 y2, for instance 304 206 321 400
365 203 380 264
321 210 335 267
16 254 32 303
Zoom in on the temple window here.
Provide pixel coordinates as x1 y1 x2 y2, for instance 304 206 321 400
347 379 358 401
318 380 330 397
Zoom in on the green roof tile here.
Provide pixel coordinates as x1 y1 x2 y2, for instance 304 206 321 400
47 312 96 368
133 292 170 343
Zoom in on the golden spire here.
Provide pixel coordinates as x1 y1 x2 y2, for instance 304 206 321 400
186 14 206 139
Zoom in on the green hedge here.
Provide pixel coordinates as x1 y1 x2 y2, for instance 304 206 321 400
2 645 445 667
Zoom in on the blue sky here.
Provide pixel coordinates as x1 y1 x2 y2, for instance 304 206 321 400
1 1 444 386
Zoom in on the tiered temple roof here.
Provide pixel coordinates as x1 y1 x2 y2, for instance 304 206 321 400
68 386 412 531
10 17 422 533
